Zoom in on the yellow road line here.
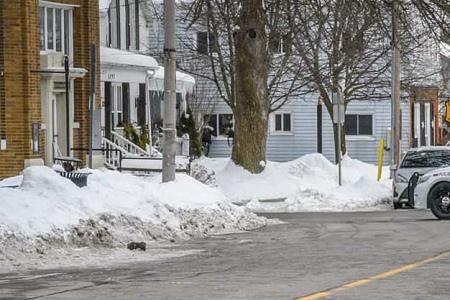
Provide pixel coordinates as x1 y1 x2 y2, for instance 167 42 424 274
296 250 450 300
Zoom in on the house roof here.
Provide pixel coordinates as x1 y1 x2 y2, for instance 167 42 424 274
100 46 159 70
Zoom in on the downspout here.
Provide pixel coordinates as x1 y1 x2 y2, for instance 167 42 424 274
146 69 155 154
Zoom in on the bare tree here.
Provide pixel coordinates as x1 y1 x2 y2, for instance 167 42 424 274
289 0 448 162
290 0 391 161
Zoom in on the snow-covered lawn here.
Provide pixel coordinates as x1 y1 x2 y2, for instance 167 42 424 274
0 153 392 272
192 153 392 212
0 167 266 272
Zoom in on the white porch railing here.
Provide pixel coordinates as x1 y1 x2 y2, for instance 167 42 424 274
102 137 127 170
101 130 190 172
111 131 149 157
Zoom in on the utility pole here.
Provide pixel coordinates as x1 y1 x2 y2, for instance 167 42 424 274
162 0 177 182
391 0 401 178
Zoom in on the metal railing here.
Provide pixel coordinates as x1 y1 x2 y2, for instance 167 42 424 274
71 145 123 171
111 131 149 157
101 138 125 170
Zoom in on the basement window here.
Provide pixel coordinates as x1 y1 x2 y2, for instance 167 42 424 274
39 4 73 55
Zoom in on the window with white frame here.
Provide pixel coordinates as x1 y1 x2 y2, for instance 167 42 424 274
39 4 73 55
345 114 373 136
204 113 234 137
272 112 292 133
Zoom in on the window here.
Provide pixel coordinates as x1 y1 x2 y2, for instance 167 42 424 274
345 114 373 136
219 114 233 136
39 5 73 54
197 31 217 54
401 150 450 168
125 0 131 50
47 7 54 50
273 113 292 133
116 0 121 48
108 7 112 47
111 84 123 127
39 7 45 50
269 32 290 54
55 8 62 52
204 114 234 137
134 0 140 50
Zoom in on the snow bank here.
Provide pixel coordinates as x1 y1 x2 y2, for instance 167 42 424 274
0 167 266 271
193 154 392 212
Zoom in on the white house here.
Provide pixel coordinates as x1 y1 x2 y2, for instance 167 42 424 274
98 0 195 167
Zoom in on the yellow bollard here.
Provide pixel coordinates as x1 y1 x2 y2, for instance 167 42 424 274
377 139 384 181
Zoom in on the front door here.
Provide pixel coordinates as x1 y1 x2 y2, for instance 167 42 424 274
111 83 123 129
412 102 434 147
52 93 67 158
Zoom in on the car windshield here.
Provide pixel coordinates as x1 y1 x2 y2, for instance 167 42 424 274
400 150 450 168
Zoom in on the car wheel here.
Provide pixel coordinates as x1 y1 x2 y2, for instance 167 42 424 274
429 182 450 220
393 201 401 209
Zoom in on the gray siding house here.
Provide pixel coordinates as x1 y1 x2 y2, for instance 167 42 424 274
207 95 410 165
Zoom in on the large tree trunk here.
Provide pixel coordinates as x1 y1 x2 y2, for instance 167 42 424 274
232 0 269 173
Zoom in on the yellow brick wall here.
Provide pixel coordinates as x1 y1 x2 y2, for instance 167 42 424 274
0 0 100 179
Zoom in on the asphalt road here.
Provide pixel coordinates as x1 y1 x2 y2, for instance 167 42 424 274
2 210 450 300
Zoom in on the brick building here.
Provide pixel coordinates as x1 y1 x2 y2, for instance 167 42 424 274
0 0 100 179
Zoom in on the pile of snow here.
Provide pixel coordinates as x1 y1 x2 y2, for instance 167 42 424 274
0 167 266 271
193 154 392 212
101 46 159 69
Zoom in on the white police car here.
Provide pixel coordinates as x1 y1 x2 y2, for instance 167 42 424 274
414 167 450 219
393 147 450 209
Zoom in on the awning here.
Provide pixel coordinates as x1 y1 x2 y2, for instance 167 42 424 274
149 66 196 93
100 46 159 70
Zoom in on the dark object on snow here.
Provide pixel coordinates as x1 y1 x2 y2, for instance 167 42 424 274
127 242 146 251
56 171 91 188
62 162 75 172
54 156 90 187
54 157 82 170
